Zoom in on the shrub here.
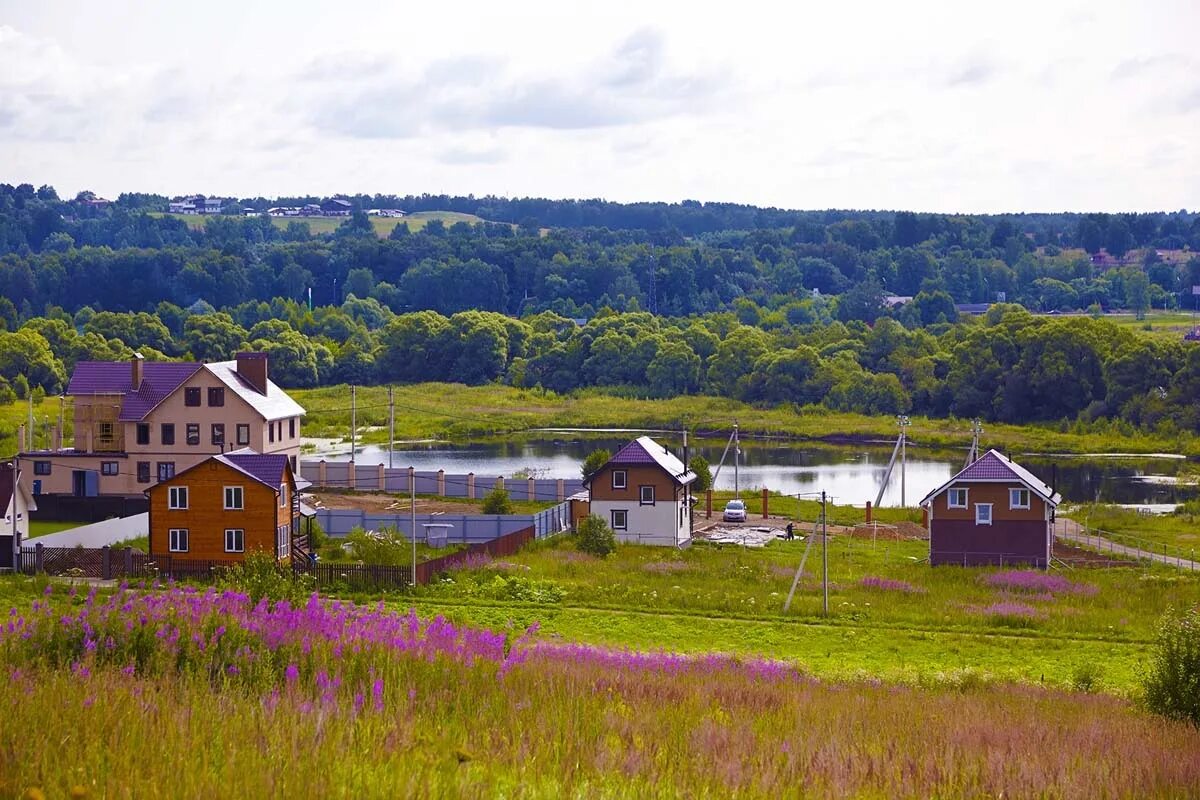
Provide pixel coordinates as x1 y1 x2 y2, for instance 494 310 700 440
576 514 617 557
481 487 514 515
689 455 713 493
217 551 314 604
344 525 409 566
1144 606 1200 726
581 449 611 480
1071 662 1103 694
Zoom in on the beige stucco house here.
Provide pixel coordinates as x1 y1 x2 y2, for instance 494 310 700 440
19 353 305 500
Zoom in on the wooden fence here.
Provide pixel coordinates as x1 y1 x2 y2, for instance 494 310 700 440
17 525 539 589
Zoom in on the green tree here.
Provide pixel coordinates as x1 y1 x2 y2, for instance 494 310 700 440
646 340 701 396
1124 268 1150 320
689 455 712 493
183 313 247 361
581 448 612 480
1144 606 1200 727
576 514 617 557
481 486 514 515
377 311 453 383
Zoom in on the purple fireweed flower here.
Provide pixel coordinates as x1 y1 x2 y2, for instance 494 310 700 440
285 663 300 683
122 664 135 676
353 692 365 713
982 570 1097 596
373 679 385 710
860 576 924 593
43 585 53 596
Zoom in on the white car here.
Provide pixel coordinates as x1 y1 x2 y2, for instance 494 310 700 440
723 499 747 522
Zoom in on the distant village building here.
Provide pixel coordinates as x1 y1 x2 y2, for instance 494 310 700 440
920 449 1061 568
320 198 353 216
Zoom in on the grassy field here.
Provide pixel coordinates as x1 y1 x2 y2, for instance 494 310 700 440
1 580 1197 798
405 533 1200 693
26 520 80 538
1064 502 1200 553
1105 310 1199 337
154 210 490 237
291 382 1200 456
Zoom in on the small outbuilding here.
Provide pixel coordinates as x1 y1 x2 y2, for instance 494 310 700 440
920 449 1061 568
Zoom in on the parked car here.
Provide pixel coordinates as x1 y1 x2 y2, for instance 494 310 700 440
723 499 747 522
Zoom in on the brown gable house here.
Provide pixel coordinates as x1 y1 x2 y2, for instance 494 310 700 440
146 449 308 564
583 436 696 547
920 449 1061 568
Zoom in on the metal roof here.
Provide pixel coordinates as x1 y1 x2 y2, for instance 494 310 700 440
920 449 1061 507
205 360 306 422
217 449 291 489
604 436 696 485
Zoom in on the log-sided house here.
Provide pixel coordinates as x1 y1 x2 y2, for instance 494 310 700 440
920 449 1061 567
146 449 308 564
584 436 696 547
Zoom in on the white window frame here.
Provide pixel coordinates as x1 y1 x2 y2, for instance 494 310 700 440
1009 488 1030 510
612 470 627 490
224 528 245 553
611 509 628 530
947 487 968 509
277 524 290 558
168 528 189 553
280 484 287 508
975 503 993 526
639 485 655 505
168 486 188 510
224 485 244 510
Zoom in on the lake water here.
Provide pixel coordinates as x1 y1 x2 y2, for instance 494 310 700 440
306 435 1197 508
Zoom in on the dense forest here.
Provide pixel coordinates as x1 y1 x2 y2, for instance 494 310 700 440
1 181 1199 438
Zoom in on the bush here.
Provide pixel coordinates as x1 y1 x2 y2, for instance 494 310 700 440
1144 606 1200 726
689 455 712 494
344 525 409 566
217 551 314 604
576 514 617 557
581 449 611 480
481 487 514 515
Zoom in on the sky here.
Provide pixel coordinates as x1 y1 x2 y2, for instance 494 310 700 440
1 0 1197 213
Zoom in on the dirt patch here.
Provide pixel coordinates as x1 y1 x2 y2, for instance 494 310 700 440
1052 539 1138 567
308 490 486 515
845 521 929 541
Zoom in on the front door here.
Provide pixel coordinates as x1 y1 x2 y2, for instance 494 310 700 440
72 470 87 497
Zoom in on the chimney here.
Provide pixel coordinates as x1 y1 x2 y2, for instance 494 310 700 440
236 352 269 394
130 353 144 389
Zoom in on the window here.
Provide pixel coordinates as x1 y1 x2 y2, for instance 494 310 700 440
136 423 150 446
168 486 188 510
639 485 655 505
33 461 51 475
186 424 200 446
280 484 287 508
612 470 627 490
161 423 175 446
236 424 250 446
947 488 968 509
224 486 244 510
157 462 175 482
975 503 993 525
289 455 297 472
207 387 225 407
101 461 119 476
224 529 245 553
269 422 275 443
277 525 290 558
289 418 296 438
184 387 201 407
211 423 225 447
168 528 189 552
137 462 151 483
97 421 116 448
1010 489 1030 510
611 509 628 530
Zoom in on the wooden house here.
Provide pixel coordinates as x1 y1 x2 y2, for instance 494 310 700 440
1 462 36 571
920 449 1061 567
146 449 307 564
583 436 696 547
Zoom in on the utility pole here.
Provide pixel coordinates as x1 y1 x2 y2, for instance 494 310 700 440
410 466 417 588
350 385 357 462
898 415 911 507
58 395 65 450
387 386 395 470
821 490 829 616
27 395 34 450
733 420 740 500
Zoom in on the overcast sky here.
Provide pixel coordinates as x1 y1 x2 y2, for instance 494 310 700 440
1 0 1197 213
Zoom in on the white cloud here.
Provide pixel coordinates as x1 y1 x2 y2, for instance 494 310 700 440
0 1 1196 212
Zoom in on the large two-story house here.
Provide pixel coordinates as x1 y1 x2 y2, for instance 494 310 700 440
583 436 696 547
146 449 306 565
19 352 304 502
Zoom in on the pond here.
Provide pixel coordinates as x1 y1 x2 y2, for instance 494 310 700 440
306 434 1198 508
